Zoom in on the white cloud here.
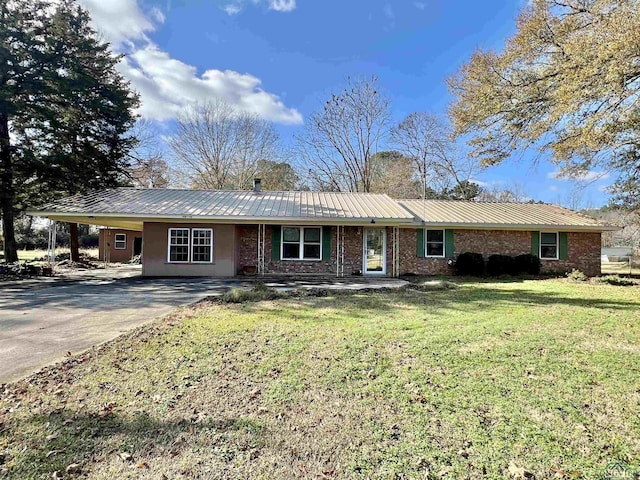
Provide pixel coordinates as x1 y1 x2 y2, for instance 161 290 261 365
224 3 242 15
414 2 426 10
269 0 296 12
79 0 302 125
548 170 610 182
220 0 297 15
78 0 157 47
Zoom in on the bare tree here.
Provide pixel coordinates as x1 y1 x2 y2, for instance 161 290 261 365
127 120 169 188
476 181 531 202
295 77 390 192
169 100 279 190
391 112 483 198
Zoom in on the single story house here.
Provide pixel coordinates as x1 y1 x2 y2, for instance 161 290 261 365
29 184 617 277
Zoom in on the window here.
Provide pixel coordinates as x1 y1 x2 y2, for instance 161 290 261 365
540 232 558 260
114 233 126 250
425 229 445 257
168 228 190 262
191 228 213 263
282 226 322 260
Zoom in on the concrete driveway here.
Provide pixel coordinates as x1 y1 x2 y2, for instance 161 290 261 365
0 274 240 383
0 271 407 383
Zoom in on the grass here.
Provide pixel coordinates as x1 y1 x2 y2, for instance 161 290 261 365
1 279 639 479
16 248 99 262
601 261 640 276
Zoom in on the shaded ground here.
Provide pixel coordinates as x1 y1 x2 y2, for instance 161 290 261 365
1 279 639 479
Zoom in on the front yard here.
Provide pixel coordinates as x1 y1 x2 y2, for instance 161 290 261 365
1 279 639 479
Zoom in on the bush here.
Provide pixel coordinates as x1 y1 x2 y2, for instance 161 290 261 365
221 284 282 303
79 233 99 248
455 252 485 276
514 254 541 275
597 275 637 286
566 269 587 282
486 254 516 276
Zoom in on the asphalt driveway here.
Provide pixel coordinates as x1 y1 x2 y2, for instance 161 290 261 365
0 273 408 383
0 276 242 383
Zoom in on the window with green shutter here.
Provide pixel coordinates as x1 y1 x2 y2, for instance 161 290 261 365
271 226 281 261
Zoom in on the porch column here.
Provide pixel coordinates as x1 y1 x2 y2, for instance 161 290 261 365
257 223 266 276
392 226 400 278
336 225 345 277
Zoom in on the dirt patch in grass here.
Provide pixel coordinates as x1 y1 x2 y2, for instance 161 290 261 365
1 280 639 479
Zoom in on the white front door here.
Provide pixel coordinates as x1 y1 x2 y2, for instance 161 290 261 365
363 228 386 275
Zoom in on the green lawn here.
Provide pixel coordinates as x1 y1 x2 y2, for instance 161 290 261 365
15 248 100 262
1 279 639 479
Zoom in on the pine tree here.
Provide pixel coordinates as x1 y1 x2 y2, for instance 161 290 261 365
0 0 139 262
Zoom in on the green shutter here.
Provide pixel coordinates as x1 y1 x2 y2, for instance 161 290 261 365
531 231 540 257
322 227 332 261
416 229 425 258
559 232 568 260
445 229 455 257
271 225 281 261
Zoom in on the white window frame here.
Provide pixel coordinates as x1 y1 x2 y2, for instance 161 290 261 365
425 228 445 258
281 226 323 261
167 228 190 263
539 231 559 260
114 233 127 250
191 228 214 264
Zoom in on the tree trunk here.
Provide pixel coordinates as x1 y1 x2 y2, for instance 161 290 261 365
69 222 80 262
0 112 18 263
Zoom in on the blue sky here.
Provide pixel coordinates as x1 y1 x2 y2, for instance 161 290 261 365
79 0 612 207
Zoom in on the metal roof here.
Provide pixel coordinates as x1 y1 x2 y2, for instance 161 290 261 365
399 199 616 231
28 188 617 231
32 187 414 224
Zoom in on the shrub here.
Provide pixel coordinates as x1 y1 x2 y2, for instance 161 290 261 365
455 252 485 276
597 275 637 286
221 284 282 303
514 254 541 275
566 269 587 282
486 254 516 276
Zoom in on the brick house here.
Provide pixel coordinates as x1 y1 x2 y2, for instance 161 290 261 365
30 185 615 277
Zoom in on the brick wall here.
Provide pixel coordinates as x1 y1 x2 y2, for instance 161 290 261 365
236 225 364 275
541 232 601 277
236 225 601 277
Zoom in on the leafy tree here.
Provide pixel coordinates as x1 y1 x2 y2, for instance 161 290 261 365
369 151 422 198
0 0 138 262
448 0 640 207
440 180 481 201
256 159 298 190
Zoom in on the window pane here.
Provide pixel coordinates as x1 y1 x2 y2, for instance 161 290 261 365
171 229 189 245
283 227 300 242
304 228 321 243
426 230 444 243
426 243 444 257
541 245 557 259
303 244 321 259
192 246 211 262
170 246 189 262
192 229 211 245
282 243 300 259
541 232 557 245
